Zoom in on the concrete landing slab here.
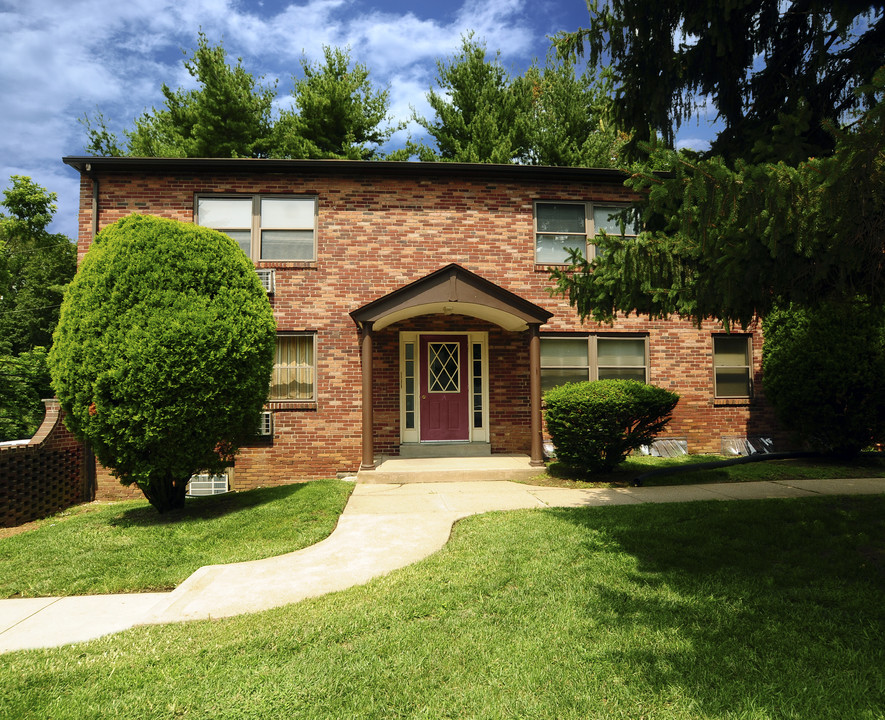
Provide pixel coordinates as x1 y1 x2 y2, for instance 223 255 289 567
358 455 543 484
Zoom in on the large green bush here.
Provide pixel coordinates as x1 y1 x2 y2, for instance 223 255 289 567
50 214 276 512
762 301 885 457
544 380 680 473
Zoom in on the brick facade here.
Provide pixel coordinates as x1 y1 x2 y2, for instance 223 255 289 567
65 158 782 488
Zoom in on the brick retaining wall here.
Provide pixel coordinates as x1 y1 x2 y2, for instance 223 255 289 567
0 399 91 527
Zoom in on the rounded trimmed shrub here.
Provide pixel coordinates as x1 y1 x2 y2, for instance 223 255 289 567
762 300 885 457
50 214 276 512
544 379 680 473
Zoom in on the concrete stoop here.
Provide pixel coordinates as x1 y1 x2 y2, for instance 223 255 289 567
357 454 544 483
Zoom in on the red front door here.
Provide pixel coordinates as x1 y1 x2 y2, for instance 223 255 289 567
419 335 469 441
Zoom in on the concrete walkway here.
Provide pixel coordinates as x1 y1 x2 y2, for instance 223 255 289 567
2 477 883 654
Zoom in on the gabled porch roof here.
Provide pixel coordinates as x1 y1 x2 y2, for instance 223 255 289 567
350 263 553 332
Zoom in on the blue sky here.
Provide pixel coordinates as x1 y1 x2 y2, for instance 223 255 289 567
1 0 715 240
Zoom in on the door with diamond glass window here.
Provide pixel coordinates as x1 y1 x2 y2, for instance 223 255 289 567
419 335 469 441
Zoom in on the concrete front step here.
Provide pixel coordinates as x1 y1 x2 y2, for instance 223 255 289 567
357 454 545 483
399 442 491 458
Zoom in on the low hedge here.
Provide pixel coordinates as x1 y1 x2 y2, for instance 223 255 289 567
544 380 680 473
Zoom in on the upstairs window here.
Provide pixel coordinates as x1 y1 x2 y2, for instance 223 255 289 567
713 335 752 398
534 201 639 265
540 335 649 392
197 195 317 262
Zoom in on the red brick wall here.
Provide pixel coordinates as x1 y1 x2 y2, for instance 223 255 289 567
74 166 783 486
94 464 143 501
0 400 89 527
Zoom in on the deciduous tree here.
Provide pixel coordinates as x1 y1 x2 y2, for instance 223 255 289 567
0 344 49 441
0 177 76 352
0 177 75 441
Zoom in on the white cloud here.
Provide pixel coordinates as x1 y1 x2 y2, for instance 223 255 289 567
454 0 532 56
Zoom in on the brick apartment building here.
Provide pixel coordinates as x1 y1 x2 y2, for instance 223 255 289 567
62 157 778 491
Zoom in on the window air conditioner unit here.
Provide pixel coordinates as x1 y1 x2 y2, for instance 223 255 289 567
256 268 275 294
186 472 230 496
258 411 273 436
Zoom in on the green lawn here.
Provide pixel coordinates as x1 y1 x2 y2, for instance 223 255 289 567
2 495 883 719
0 479 353 597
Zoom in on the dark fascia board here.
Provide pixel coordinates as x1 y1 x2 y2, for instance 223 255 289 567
61 156 630 184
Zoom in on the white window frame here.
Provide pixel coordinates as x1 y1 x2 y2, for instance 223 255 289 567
270 333 317 402
540 334 650 392
534 201 639 265
195 194 318 262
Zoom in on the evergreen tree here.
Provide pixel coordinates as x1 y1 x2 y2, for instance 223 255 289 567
50 215 276 513
552 3 884 455
762 301 885 457
271 46 400 160
550 1 885 327
524 54 624 168
555 0 884 162
84 33 276 158
414 34 533 163
83 38 398 161
551 82 885 328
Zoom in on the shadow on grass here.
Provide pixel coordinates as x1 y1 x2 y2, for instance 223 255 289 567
544 455 730 486
543 452 885 488
549 496 885 717
108 483 312 528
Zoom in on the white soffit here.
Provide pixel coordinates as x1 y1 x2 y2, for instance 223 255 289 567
373 302 529 332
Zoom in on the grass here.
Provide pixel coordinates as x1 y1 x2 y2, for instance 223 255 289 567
534 452 885 488
0 479 353 598
2 495 883 719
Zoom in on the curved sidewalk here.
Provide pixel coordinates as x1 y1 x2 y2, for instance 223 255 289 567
2 477 883 654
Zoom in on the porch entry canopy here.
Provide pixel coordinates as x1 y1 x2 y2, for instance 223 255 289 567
350 264 551 470
349 263 553 331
